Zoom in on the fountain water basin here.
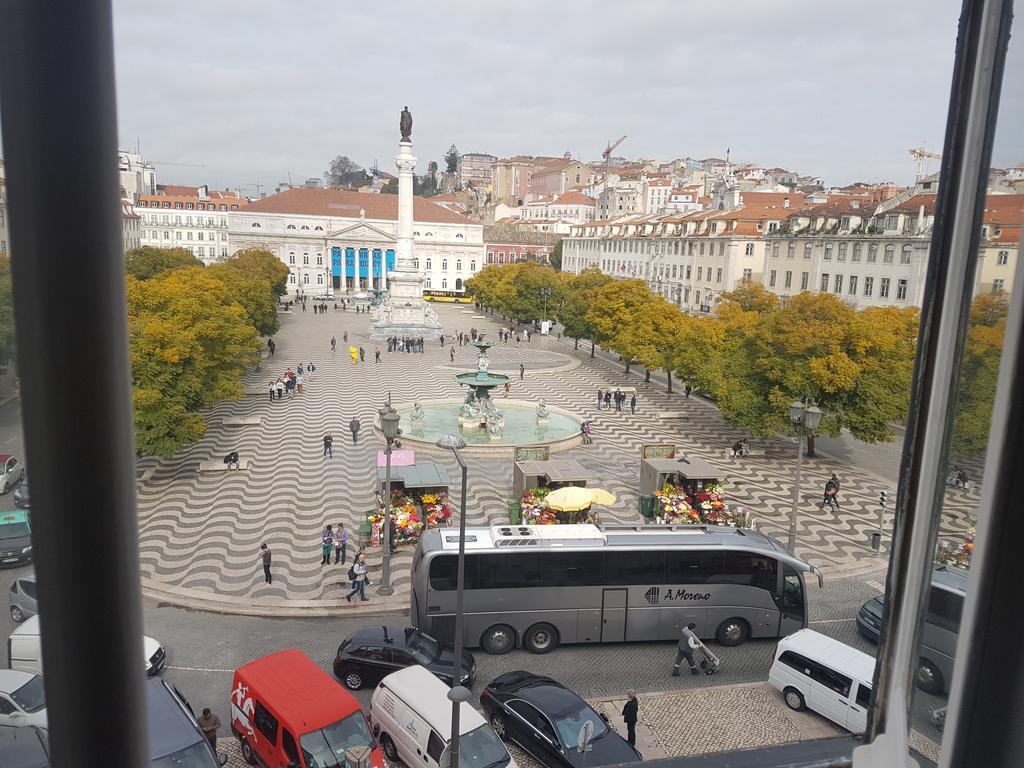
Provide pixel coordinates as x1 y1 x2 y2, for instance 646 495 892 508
396 399 582 449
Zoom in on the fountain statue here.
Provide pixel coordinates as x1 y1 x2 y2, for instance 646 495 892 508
536 399 549 422
410 401 425 423
454 334 509 438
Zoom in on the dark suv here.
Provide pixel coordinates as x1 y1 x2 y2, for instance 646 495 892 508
147 678 226 767
334 626 476 690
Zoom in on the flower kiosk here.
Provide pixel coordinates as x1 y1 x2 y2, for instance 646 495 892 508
511 446 596 524
367 450 452 547
638 445 746 526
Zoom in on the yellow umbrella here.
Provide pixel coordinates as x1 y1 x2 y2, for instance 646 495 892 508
545 486 617 512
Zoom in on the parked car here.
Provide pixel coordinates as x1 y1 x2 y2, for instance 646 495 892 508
12 477 28 509
312 292 336 302
8 574 36 622
147 677 226 767
768 629 874 734
0 512 32 568
0 457 24 495
0 671 47 730
0 725 49 767
480 672 642 768
231 649 381 768
8 616 166 677
334 626 475 691
370 665 514 768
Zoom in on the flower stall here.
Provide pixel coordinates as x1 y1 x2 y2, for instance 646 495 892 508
521 487 559 525
372 461 452 547
936 526 974 569
420 492 453 528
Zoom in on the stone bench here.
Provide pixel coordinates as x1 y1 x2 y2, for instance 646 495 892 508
658 411 686 419
725 449 766 458
198 460 252 472
223 416 262 426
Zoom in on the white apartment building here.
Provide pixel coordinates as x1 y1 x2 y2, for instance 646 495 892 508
643 178 673 214
229 187 484 295
457 153 496 189
135 186 248 264
520 191 596 224
118 151 157 202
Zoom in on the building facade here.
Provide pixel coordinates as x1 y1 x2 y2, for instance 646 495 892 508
530 159 597 196
520 191 596 224
229 187 484 295
121 201 141 253
118 151 157 202
457 153 496 189
135 186 248 264
484 225 561 265
491 157 534 204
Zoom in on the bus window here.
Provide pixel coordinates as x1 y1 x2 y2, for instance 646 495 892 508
543 552 603 586
428 554 479 591
782 564 805 621
477 553 542 589
665 551 724 584
605 551 665 585
927 588 964 633
715 552 777 591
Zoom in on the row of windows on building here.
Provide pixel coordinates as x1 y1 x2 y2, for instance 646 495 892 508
283 252 475 272
144 230 227 242
139 213 228 228
769 241 916 263
486 249 547 263
766 270 910 300
137 200 240 211
284 271 463 291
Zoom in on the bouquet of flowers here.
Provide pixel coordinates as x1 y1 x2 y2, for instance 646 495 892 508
522 487 558 525
420 492 453 528
936 526 974 569
654 483 700 523
368 492 424 546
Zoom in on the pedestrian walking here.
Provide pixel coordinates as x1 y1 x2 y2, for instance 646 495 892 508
672 623 701 676
322 433 333 458
440 334 445 346
331 336 337 351
684 385 692 398
275 379 284 400
268 381 276 402
821 473 841 511
296 373 304 394
450 347 455 362
731 440 744 459
350 417 361 444
321 525 334 565
503 382 511 398
197 708 221 752
597 389 603 409
343 331 348 343
621 692 639 746
375 347 381 363
630 393 637 414
519 363 525 380
615 389 623 412
580 421 593 445
346 553 369 602
604 391 612 409
334 523 348 565
267 338 275 356
260 543 272 584
359 346 365 362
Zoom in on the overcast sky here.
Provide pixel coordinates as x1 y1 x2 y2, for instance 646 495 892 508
112 0 1023 193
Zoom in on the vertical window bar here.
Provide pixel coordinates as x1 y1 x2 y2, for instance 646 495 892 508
854 0 1014 764
0 2 149 767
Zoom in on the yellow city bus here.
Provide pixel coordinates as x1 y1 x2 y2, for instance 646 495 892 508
423 290 474 304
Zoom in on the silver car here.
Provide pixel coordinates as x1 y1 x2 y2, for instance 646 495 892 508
8 574 36 623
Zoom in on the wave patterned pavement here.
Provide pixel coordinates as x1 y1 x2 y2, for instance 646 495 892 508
135 302 979 611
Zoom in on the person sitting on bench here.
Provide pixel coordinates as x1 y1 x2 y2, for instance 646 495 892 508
223 451 240 470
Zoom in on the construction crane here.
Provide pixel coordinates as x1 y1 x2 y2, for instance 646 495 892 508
151 160 206 168
909 145 941 181
602 135 627 183
239 183 265 198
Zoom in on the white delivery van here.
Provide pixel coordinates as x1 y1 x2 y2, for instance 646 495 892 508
768 628 875 734
371 665 515 768
8 616 167 676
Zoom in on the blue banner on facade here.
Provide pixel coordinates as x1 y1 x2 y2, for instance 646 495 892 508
331 247 342 277
358 249 369 278
345 248 355 277
386 249 395 272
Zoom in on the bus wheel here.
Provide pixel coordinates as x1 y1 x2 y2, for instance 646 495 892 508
240 739 257 765
524 623 559 654
481 625 516 655
716 618 750 647
916 658 944 694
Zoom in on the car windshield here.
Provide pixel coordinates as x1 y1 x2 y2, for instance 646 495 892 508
458 724 510 768
151 742 218 768
0 522 30 540
300 711 374 768
554 706 608 748
406 629 441 664
10 676 46 713
865 596 885 619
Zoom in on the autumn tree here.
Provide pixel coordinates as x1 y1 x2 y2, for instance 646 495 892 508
717 279 779 313
207 264 280 337
586 279 655 375
465 266 506 311
125 246 201 281
445 144 460 174
617 296 683 388
548 240 564 271
666 314 726 397
557 268 613 354
221 246 290 298
951 292 1009 456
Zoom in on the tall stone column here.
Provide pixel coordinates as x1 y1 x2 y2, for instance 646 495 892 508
395 141 417 272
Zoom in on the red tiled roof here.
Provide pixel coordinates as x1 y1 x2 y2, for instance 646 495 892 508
240 188 474 224
155 185 243 199
554 191 596 205
887 194 938 216
983 194 1024 243
138 193 248 209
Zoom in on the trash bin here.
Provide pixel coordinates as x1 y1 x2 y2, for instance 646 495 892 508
870 531 882 553
639 495 656 519
358 521 372 548
508 500 522 525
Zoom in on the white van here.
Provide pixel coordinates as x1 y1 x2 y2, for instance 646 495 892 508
370 665 515 768
7 616 167 676
768 629 875 734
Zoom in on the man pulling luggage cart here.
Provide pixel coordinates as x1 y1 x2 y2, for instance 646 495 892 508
672 623 722 676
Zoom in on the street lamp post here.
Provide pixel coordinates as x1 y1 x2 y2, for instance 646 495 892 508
377 406 401 596
787 400 822 552
436 434 470 768
540 286 552 324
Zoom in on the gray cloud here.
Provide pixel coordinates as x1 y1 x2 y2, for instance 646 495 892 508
111 0 1022 191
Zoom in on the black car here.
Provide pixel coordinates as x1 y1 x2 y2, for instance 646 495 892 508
0 725 49 768
147 678 226 766
334 626 476 691
13 478 28 510
856 595 885 642
481 672 642 768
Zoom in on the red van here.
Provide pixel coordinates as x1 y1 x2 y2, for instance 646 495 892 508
231 649 383 768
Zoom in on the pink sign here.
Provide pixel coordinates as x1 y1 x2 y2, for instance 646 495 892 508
378 449 415 467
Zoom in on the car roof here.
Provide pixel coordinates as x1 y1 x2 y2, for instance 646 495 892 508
378 666 485 737
491 672 584 716
0 670 37 695
234 649 361 733
147 678 204 758
778 629 876 682
0 725 48 766
350 626 411 647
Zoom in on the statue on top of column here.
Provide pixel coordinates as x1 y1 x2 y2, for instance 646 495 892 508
400 106 413 143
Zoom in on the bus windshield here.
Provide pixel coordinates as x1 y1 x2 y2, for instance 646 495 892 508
300 712 374 768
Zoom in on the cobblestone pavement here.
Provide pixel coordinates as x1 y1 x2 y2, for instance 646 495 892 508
134 302 979 608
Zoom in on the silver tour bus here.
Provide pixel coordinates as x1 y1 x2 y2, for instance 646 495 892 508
410 524 823 654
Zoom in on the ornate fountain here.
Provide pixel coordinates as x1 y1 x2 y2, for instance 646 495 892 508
455 334 511 440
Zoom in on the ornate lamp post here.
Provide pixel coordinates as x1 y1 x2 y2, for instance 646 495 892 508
377 406 401 596
787 400 822 552
436 434 470 768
